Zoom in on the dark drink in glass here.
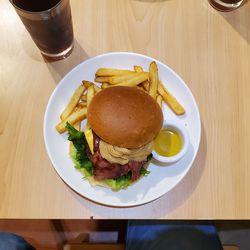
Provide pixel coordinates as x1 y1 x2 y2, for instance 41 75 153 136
10 0 74 60
208 0 244 11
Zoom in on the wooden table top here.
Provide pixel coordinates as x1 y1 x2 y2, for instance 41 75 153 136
1 0 250 219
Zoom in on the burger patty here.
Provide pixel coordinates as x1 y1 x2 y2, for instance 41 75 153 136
91 132 146 181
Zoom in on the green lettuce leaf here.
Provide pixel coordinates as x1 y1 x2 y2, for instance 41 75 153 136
105 173 132 191
66 122 93 176
105 167 150 191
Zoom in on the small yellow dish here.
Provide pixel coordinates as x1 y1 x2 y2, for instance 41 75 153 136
154 128 182 157
153 120 189 164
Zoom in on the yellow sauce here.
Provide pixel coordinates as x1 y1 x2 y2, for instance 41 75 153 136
154 129 182 157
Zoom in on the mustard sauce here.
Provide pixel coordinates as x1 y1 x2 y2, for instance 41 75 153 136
154 129 182 157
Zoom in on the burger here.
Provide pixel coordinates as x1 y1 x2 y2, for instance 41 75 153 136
66 86 163 191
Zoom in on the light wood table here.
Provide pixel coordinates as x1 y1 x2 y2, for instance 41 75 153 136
1 0 250 219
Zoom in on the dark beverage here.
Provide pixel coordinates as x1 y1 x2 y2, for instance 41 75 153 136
10 0 74 60
12 0 61 12
208 0 244 11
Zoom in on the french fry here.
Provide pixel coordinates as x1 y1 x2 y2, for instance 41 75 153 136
156 94 163 109
134 66 150 92
96 73 138 85
82 80 93 88
77 102 87 108
101 83 110 89
95 68 134 77
86 85 95 107
109 73 139 85
82 80 101 93
116 72 148 87
95 76 110 83
56 107 87 133
141 81 150 92
74 121 81 130
149 61 159 99
81 94 87 102
158 81 185 115
69 121 81 154
94 85 101 93
134 66 144 72
60 85 85 120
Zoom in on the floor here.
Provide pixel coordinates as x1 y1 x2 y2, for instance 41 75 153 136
0 220 249 250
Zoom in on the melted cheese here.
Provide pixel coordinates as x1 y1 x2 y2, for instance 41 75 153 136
84 128 94 154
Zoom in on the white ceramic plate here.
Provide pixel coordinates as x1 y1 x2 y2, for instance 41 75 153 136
44 52 201 207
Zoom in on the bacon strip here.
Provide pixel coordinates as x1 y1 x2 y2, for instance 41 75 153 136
92 151 129 180
90 133 146 181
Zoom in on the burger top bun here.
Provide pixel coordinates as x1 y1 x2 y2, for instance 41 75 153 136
87 86 163 149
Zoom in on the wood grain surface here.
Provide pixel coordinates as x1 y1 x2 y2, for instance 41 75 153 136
0 0 250 219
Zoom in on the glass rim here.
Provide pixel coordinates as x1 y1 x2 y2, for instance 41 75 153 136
9 0 63 14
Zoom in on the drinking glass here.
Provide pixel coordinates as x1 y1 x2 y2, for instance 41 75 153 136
9 0 74 60
208 0 244 11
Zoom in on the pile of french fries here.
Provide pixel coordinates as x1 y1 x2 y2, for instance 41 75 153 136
56 61 185 134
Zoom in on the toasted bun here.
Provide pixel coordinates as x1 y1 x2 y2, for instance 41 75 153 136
87 86 163 148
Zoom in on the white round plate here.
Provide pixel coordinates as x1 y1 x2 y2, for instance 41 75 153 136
44 52 201 207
